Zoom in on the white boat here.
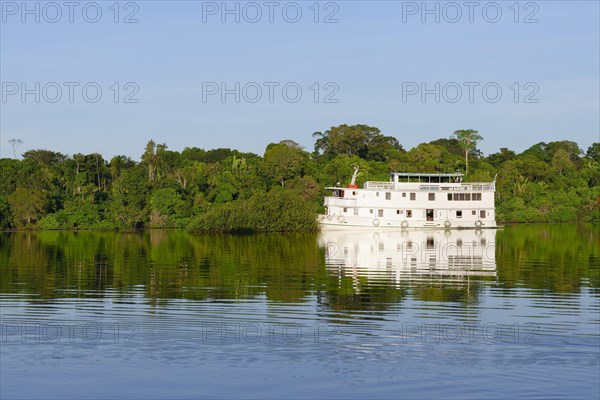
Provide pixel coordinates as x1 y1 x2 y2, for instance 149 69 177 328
319 169 497 230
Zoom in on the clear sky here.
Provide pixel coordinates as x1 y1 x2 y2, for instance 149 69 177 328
1 0 599 160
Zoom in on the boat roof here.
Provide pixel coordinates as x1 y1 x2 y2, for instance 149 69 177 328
390 172 464 177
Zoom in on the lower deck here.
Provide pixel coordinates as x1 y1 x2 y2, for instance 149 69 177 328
319 211 497 229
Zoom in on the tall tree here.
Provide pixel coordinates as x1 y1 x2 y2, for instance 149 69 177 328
263 143 308 186
141 140 158 183
8 138 23 159
7 188 48 226
452 129 483 176
22 149 66 166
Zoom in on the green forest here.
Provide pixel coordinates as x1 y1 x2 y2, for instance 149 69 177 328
1 125 598 232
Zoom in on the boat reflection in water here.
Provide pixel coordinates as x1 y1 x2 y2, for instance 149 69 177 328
319 229 497 287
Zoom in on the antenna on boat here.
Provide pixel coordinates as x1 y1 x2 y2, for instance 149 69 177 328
351 166 360 186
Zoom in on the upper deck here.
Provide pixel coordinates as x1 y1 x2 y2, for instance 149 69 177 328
327 172 495 192
390 172 465 183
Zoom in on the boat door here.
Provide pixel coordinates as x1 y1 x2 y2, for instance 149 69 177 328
426 209 434 221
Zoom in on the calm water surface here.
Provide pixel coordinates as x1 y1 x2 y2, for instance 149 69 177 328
1 225 599 399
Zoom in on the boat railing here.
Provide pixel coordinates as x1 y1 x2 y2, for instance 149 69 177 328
364 181 495 191
364 181 396 190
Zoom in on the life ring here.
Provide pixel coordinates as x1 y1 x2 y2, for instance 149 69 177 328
372 219 380 226
444 220 451 229
338 215 345 223
475 220 482 228
401 220 409 229
326 215 333 221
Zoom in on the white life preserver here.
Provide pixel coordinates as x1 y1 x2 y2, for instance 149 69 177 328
444 220 451 229
326 215 333 221
401 220 409 229
475 220 482 228
372 218 380 226
338 215 345 223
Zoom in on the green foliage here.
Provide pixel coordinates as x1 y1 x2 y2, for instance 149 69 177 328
586 143 600 162
1 131 597 231
22 149 66 166
149 188 190 227
313 124 403 161
452 129 483 176
263 142 309 187
188 187 318 233
0 196 12 229
8 188 48 227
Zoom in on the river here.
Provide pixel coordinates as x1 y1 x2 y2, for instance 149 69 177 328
1 224 598 399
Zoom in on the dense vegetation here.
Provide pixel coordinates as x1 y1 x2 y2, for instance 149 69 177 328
1 124 598 232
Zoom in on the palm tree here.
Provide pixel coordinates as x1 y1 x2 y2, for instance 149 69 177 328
452 129 483 176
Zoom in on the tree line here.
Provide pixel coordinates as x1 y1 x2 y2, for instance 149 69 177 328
1 124 598 232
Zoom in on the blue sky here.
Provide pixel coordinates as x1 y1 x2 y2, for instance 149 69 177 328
1 0 599 160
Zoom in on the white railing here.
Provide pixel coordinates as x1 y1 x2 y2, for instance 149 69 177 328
363 181 495 192
364 181 395 190
324 198 357 207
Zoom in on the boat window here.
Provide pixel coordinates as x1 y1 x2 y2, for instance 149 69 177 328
376 192 380 197
396 210 402 214
402 193 406 197
472 210 476 215
447 193 453 201
428 193 435 201
456 210 462 218
480 210 486 218
457 239 463 247
410 193 416 200
453 193 469 201
370 209 374 214
427 237 434 250
385 192 391 200
352 191 357 195
378 209 384 217
343 207 347 213
354 208 359 216
406 210 412 218
473 193 482 201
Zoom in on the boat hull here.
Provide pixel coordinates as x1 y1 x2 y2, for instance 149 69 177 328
318 214 498 230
